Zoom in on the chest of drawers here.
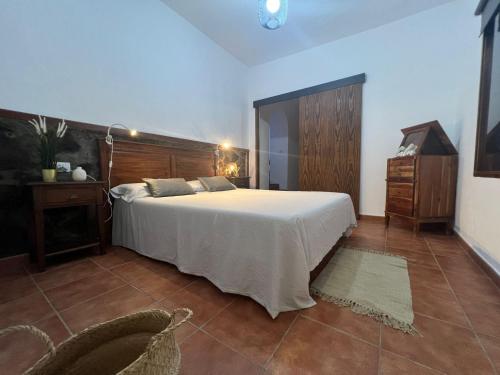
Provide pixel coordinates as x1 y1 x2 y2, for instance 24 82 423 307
385 155 458 233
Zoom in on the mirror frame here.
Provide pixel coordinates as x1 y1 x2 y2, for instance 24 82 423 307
474 11 500 178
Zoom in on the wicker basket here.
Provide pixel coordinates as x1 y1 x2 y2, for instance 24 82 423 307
0 308 192 375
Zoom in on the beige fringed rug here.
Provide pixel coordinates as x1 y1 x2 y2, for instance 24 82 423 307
311 246 417 334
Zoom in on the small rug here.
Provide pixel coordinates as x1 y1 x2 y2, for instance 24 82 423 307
310 246 417 334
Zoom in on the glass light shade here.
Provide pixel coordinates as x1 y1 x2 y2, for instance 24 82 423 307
225 162 239 177
258 0 288 30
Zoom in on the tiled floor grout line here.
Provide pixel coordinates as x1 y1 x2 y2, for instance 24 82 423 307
424 237 499 375
42 265 115 292
383 229 500 375
198 298 236 330
263 313 300 370
377 222 388 375
198 326 267 371
28 272 74 337
24 257 89 276
37 261 131 314
442 266 500 294
100 259 165 302
96 254 280 371
176 322 200 345
428 235 496 284
377 323 382 375
437 245 499 287
454 238 500 287
92 257 198 306
299 314 378 348
4 235 497 374
0 290 40 308
43 255 202 334
412 310 471 330
384 229 490 374
384 228 452 373
381 348 448 374
426 240 484 311
56 285 126 315
32 256 184 318
93 253 249 333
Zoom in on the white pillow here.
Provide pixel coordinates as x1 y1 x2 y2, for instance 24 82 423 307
187 180 206 192
110 183 151 202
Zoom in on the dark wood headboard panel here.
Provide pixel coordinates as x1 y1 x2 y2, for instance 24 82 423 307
98 139 216 188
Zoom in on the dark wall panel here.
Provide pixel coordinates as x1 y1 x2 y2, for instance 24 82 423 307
0 110 248 258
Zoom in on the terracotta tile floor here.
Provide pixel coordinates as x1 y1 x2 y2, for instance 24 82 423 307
1 221 499 374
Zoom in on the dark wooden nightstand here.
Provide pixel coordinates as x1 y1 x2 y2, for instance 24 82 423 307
28 181 106 271
227 176 250 188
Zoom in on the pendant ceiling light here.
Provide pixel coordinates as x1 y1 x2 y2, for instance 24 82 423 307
258 0 288 30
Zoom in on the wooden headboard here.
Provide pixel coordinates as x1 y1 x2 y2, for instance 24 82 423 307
98 139 217 188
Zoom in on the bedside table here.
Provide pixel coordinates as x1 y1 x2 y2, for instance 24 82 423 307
28 181 106 271
226 176 250 189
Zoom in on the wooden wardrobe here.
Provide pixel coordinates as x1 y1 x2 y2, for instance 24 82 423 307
299 83 362 216
385 121 458 233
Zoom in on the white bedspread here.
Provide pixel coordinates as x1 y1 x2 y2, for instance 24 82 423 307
112 189 357 317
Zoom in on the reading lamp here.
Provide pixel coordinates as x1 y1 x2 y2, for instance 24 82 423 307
105 123 138 145
216 141 232 176
104 123 138 221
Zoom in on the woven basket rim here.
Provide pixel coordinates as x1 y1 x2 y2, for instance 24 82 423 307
25 309 191 375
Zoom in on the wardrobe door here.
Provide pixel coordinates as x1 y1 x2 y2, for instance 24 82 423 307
299 84 362 215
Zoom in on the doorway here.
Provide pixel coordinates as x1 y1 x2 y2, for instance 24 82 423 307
258 99 299 190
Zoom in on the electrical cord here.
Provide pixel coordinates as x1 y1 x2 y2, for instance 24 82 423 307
103 135 114 222
87 172 113 222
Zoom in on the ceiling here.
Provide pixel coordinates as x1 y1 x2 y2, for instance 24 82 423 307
161 0 455 66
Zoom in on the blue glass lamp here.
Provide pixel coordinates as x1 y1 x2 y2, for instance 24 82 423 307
258 0 288 30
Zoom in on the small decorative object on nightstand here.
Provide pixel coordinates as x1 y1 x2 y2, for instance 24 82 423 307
28 181 106 271
226 176 251 189
27 116 68 182
72 166 87 181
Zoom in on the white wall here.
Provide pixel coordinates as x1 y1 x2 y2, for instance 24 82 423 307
454 40 500 272
0 0 247 146
247 0 500 270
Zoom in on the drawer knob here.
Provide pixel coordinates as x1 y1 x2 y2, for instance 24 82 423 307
69 194 79 200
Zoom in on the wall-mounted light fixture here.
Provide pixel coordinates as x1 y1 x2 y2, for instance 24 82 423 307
216 141 233 175
220 141 232 150
105 123 138 145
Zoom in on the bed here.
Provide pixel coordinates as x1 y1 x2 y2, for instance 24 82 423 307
99 140 357 318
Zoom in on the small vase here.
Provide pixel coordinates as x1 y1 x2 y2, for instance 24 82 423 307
72 166 87 181
42 169 57 182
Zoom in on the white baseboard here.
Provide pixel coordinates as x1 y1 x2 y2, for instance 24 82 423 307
454 227 500 277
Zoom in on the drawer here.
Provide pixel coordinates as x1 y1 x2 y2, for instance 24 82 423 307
43 187 97 205
388 158 415 179
387 197 414 217
388 182 414 199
